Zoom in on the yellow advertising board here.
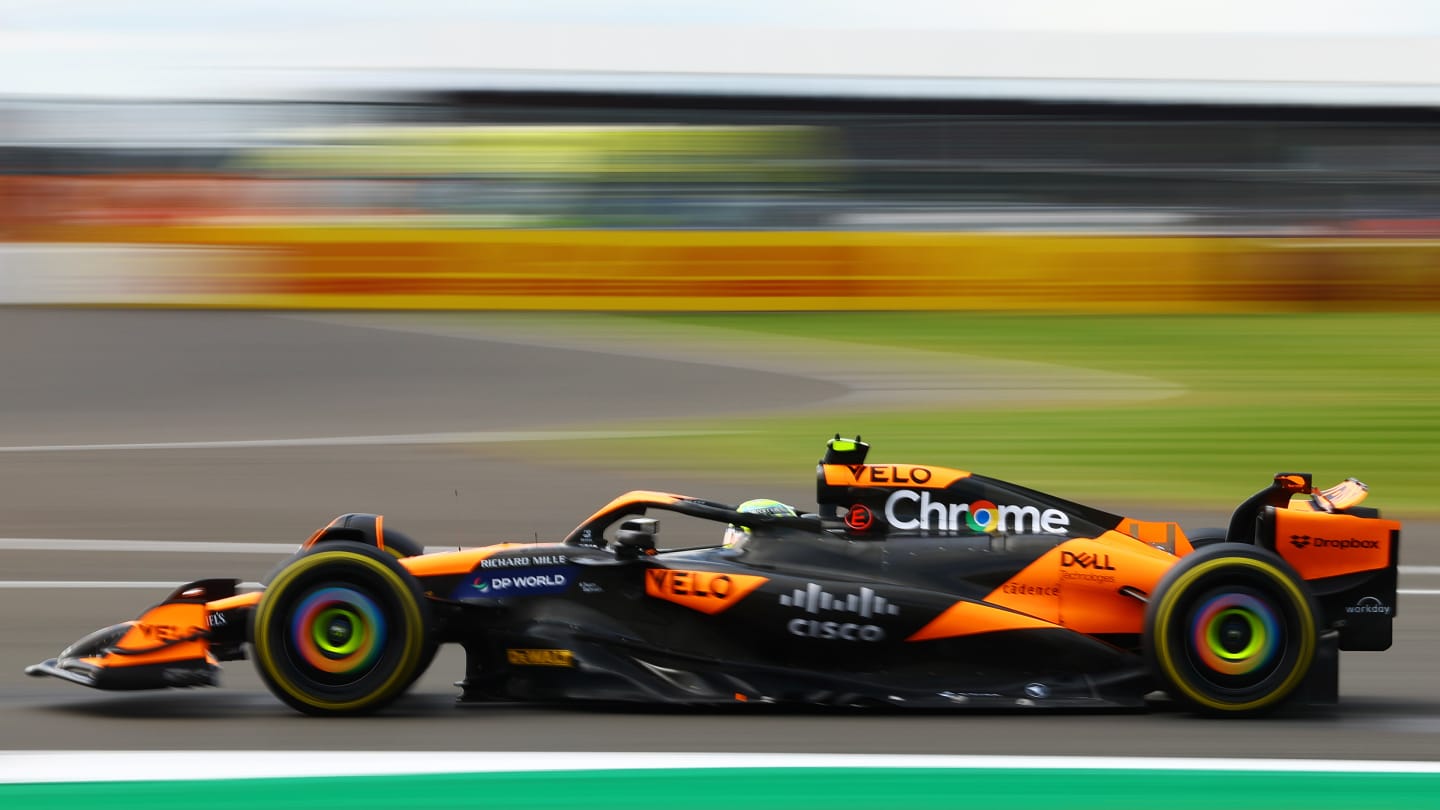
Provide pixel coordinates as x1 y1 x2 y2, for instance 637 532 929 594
11 227 1440 312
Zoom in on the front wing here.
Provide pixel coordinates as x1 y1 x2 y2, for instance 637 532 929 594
26 579 256 691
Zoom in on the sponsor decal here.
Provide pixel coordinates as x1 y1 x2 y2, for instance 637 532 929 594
781 583 898 642
787 618 886 641
1002 582 1060 597
781 583 899 618
1345 596 1393 616
506 648 575 667
1061 551 1115 570
135 623 205 643
480 553 570 569
884 490 1070 535
1059 549 1117 583
206 612 227 628
645 569 768 615
844 504 875 531
1061 571 1116 583
846 464 933 485
578 581 604 593
1289 534 1381 551
460 565 573 598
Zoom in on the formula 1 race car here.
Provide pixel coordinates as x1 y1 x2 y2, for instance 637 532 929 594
28 437 1400 716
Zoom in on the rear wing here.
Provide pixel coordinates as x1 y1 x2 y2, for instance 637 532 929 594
1227 472 1399 652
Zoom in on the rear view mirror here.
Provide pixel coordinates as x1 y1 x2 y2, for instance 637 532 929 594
614 518 659 559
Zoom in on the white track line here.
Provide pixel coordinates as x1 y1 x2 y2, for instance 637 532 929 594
4 751 1440 784
5 537 1440 577
0 429 726 453
0 581 190 590
0 538 296 554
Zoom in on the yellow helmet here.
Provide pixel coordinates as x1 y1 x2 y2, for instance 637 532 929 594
723 498 798 548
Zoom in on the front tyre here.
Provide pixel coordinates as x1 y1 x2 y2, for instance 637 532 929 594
252 541 431 716
1144 544 1319 716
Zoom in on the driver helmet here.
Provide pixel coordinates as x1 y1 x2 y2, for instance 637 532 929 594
723 498 798 549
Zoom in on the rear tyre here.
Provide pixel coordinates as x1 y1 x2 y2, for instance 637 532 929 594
251 541 432 716
1186 528 1228 549
1144 544 1319 716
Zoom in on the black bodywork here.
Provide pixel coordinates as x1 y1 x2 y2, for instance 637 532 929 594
439 519 1148 710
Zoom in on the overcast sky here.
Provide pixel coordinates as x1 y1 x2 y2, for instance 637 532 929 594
5 1 1440 99
8 0 1440 35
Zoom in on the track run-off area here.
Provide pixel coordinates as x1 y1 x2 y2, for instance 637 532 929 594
3 310 1440 806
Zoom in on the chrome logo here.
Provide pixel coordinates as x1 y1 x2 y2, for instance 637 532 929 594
965 500 998 532
883 490 1070 535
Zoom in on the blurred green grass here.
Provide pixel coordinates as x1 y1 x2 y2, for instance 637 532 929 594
538 313 1440 516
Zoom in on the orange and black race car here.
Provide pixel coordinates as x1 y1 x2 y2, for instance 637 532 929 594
28 437 1400 716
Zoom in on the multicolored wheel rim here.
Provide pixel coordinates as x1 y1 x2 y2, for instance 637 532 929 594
290 586 386 676
1189 592 1280 678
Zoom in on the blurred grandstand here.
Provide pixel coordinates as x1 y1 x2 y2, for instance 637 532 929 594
4 86 1440 238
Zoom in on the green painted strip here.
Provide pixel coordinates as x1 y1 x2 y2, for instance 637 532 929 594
5 768 1440 810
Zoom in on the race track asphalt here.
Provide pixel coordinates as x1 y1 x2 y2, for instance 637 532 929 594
2 309 1438 759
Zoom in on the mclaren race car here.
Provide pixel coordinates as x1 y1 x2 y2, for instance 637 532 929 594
28 437 1400 716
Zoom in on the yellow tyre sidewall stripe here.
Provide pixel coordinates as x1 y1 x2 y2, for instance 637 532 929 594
254 550 426 712
1153 557 1316 713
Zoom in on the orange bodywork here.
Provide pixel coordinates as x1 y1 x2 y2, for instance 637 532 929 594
401 544 512 577
1045 532 1177 635
1115 518 1194 556
822 464 971 490
908 600 1058 642
206 591 261 612
1273 509 1399 580
565 490 687 535
644 569 769 615
83 602 211 668
912 531 1179 641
